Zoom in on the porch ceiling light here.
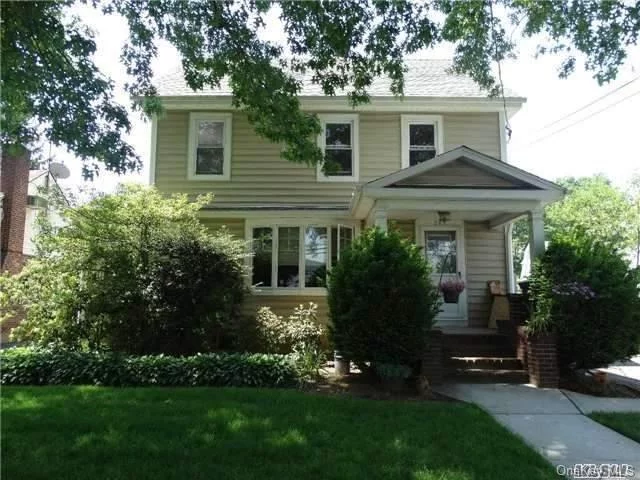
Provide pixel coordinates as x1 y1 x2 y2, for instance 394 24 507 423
437 211 451 224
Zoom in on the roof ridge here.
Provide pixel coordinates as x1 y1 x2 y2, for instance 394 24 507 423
154 58 523 98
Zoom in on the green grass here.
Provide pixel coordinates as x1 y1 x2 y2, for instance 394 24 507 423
1 386 556 480
589 412 640 443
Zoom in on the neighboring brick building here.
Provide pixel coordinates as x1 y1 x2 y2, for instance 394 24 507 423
1 151 31 344
1 151 30 274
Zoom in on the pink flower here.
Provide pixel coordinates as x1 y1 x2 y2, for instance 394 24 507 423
439 278 466 294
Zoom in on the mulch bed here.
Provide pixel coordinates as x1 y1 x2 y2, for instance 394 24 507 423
302 363 457 402
560 370 640 398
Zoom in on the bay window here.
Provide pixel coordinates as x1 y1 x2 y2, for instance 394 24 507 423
250 224 355 291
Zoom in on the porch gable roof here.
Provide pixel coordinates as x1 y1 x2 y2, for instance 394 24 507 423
350 146 565 219
365 145 564 192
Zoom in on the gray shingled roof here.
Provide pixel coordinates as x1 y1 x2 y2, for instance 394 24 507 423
156 58 521 98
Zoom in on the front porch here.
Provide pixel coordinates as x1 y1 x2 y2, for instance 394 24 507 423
350 145 564 330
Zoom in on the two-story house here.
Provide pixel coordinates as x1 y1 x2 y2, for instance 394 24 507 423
151 59 563 331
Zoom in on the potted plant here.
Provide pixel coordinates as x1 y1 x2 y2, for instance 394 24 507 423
439 276 465 303
373 362 412 392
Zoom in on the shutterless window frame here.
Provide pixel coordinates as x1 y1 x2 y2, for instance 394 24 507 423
187 112 233 181
248 222 357 294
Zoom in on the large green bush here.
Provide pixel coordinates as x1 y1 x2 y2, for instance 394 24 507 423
0 185 248 355
529 236 640 369
0 348 298 388
328 228 440 366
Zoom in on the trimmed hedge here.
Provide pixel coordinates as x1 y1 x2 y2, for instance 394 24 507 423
0 348 299 388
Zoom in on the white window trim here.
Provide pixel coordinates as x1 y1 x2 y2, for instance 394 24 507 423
401 114 444 169
187 112 232 181
316 114 360 183
245 219 360 296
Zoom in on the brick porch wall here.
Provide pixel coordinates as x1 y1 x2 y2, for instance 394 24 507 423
517 326 559 388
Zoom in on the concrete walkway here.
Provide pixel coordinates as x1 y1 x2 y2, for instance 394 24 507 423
434 383 640 476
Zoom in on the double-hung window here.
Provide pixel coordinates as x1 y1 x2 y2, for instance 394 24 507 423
250 224 355 291
401 115 443 168
188 113 232 180
317 114 359 182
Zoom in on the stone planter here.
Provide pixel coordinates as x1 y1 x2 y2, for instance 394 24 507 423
334 351 350 376
518 327 559 388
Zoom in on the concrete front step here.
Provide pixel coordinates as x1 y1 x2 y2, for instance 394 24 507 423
446 346 514 357
449 356 523 370
442 332 514 358
451 368 529 384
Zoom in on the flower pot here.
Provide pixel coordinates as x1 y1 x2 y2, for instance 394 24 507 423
334 351 350 376
442 290 460 304
518 280 531 298
593 370 608 385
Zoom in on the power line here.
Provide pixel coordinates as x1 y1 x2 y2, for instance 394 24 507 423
523 88 640 147
535 74 640 133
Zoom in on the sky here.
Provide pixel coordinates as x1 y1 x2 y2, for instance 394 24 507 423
53 4 640 193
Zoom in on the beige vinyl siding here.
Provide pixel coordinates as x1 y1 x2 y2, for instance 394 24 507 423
464 222 507 327
396 159 525 188
359 113 402 180
244 294 330 325
200 217 245 238
156 112 353 204
389 219 416 242
155 111 501 204
443 113 501 159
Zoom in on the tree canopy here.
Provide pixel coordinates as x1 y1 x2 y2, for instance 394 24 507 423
513 174 638 277
2 0 639 176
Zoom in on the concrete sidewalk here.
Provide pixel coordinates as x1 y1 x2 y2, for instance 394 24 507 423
599 355 640 392
434 383 640 477
564 390 640 414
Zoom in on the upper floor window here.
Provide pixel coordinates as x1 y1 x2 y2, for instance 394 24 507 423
188 113 232 181
317 114 359 182
401 115 443 169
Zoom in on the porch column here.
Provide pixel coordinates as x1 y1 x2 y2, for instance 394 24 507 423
528 208 545 264
373 209 388 232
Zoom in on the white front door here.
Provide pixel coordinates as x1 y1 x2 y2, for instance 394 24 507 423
423 227 467 324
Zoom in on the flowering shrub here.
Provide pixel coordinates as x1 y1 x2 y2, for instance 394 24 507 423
529 236 640 369
551 281 597 300
438 278 466 294
255 303 325 379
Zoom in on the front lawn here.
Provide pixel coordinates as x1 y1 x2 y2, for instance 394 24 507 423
588 412 640 443
1 387 556 480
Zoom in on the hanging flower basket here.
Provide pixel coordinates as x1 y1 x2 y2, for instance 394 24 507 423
439 277 465 304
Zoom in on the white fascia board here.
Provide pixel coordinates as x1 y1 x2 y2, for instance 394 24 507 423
375 198 543 213
199 208 351 220
155 95 525 114
364 186 563 202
